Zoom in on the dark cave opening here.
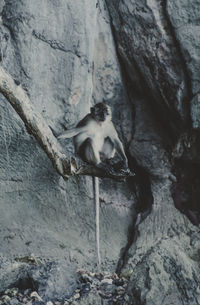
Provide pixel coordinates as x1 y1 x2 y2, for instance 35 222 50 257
14 276 38 292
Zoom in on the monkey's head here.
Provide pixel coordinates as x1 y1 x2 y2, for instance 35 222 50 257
90 102 111 122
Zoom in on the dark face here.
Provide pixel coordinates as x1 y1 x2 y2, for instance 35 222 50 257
90 102 109 122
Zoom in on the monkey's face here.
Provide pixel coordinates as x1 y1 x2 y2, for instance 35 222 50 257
90 102 111 122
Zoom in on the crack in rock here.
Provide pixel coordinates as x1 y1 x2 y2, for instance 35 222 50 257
32 30 88 65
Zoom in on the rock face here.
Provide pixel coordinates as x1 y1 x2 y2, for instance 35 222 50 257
106 0 200 304
0 0 134 270
0 0 200 304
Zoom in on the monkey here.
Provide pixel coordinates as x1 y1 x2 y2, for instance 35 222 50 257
58 102 128 169
58 102 129 269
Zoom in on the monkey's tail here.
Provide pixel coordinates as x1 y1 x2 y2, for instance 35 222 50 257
93 176 101 270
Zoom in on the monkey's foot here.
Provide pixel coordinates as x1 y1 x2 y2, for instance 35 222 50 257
96 161 134 179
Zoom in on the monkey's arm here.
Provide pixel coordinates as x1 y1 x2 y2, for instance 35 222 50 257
109 123 128 164
58 126 87 139
58 114 91 139
114 137 128 164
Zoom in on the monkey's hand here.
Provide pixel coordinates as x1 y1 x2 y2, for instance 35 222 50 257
97 160 133 179
113 160 131 174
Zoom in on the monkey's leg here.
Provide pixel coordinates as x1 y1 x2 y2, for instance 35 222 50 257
79 138 101 165
102 137 115 160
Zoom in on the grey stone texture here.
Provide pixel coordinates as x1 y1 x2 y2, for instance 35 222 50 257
105 0 200 304
1 0 200 304
0 0 134 272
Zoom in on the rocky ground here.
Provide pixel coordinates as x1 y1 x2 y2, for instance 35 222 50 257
0 259 129 305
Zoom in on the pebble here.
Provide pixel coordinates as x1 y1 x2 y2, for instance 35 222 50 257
99 291 112 299
100 278 113 285
73 293 80 300
64 302 69 305
116 290 125 295
9 298 20 305
115 286 125 293
113 278 124 286
81 282 91 294
112 273 118 280
31 291 43 301
120 270 132 279
74 289 80 293
77 268 85 275
1 295 11 302
95 273 104 280
81 273 93 283
22 296 28 303
46 302 54 305
101 284 115 294
5 288 19 297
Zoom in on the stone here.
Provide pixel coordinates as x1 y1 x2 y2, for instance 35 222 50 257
74 289 80 293
5 288 18 297
9 299 19 305
115 286 125 295
81 283 91 294
101 284 116 294
0 258 30 294
1 295 11 303
73 293 80 300
80 274 93 284
99 291 112 299
29 261 78 301
113 278 124 286
31 292 43 302
100 278 113 285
